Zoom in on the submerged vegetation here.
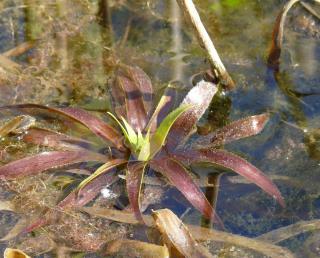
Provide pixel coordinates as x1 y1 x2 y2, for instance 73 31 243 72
0 63 284 227
0 0 319 257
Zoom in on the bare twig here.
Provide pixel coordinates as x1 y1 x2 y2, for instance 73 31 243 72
176 0 235 89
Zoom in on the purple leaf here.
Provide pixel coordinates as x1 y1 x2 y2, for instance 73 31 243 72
193 114 270 148
77 159 127 194
126 161 147 222
58 171 118 209
23 127 94 150
165 81 218 151
0 150 108 179
150 158 222 225
124 65 153 116
0 104 124 150
267 0 300 70
174 149 285 207
112 65 153 131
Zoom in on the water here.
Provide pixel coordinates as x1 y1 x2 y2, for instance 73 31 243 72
0 0 320 257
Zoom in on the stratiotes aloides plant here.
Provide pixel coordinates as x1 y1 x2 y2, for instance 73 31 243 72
0 65 284 228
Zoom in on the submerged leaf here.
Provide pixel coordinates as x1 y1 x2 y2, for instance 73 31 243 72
23 171 120 234
80 207 153 226
23 128 93 150
0 116 25 137
104 239 169 258
193 114 270 147
0 104 124 149
267 0 300 70
256 219 320 244
81 208 294 258
0 150 108 179
152 209 214 258
166 80 218 151
0 200 14 211
0 218 28 241
126 162 147 222
150 158 222 225
174 149 285 207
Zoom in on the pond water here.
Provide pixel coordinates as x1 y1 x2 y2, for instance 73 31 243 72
0 0 320 257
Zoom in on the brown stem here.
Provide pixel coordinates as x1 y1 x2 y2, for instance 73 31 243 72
176 0 235 89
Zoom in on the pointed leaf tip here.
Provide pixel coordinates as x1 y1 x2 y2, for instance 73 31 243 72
166 80 218 150
194 113 270 147
175 149 285 207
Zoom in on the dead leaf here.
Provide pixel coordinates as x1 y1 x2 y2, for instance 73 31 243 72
4 248 31 258
103 239 169 258
152 209 214 258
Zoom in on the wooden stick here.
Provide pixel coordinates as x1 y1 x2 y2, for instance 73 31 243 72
176 0 235 89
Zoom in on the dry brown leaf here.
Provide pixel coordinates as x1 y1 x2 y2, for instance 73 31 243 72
152 209 213 258
4 248 31 258
81 207 295 258
103 239 169 258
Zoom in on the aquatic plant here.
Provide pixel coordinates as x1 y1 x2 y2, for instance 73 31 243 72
0 64 284 227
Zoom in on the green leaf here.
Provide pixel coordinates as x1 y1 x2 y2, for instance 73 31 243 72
146 83 177 132
149 105 192 158
76 159 126 194
107 112 131 142
120 116 138 146
137 129 151 161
